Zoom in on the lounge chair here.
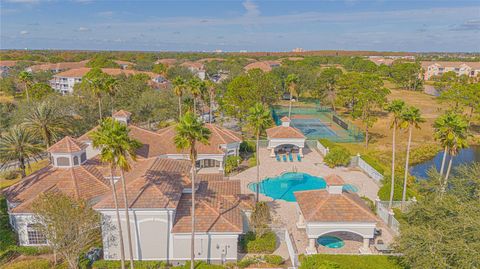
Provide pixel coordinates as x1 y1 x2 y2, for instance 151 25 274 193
282 155 287 162
374 240 393 253
289 153 293 162
297 154 301 162
276 154 281 162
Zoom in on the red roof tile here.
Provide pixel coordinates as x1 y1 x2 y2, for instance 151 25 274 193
294 190 377 223
266 125 305 139
47 136 87 153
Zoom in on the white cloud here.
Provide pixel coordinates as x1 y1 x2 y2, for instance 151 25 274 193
97 11 114 17
243 0 260 17
77 27 91 32
20 30 29 35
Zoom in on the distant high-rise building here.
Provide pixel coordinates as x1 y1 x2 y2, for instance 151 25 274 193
292 48 305 52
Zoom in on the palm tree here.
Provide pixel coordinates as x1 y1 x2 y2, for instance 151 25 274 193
87 76 106 121
205 80 216 123
90 118 141 269
173 77 186 119
174 112 211 269
399 106 424 209
433 112 469 194
285 74 299 118
385 99 405 209
247 103 273 202
18 71 33 102
0 125 43 178
23 101 71 148
104 76 119 116
187 78 205 115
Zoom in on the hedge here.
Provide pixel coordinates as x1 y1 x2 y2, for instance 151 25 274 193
93 260 167 269
299 254 404 269
324 147 351 168
360 154 385 175
171 261 225 269
263 255 283 265
240 231 277 253
3 258 52 269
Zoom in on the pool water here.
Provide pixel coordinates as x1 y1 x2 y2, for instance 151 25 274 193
248 172 326 202
317 236 345 249
343 184 359 193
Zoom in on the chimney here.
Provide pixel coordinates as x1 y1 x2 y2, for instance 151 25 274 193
112 110 132 125
280 116 290 127
327 184 343 194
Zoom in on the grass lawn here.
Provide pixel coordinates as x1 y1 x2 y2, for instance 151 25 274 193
300 254 405 269
0 159 49 190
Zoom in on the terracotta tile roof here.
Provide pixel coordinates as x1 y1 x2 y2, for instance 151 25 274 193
280 116 290 122
324 174 345 186
53 68 158 79
421 61 480 70
155 58 177 66
294 190 377 223
29 60 89 72
172 178 253 233
266 125 305 139
47 136 87 153
3 164 110 213
112 109 132 118
0 60 17 67
244 61 281 72
93 158 192 210
180 61 205 70
80 123 241 158
155 124 242 155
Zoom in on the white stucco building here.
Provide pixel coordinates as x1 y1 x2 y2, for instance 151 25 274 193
421 61 480 80
294 174 378 254
3 111 252 263
266 116 306 157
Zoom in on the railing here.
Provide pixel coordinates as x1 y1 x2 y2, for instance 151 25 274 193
375 200 415 235
285 230 299 268
355 155 384 183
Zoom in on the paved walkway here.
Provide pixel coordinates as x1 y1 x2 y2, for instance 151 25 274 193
230 146 393 255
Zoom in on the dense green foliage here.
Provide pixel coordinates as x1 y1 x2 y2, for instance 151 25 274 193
396 164 480 269
324 147 351 168
240 231 277 253
299 254 404 269
224 155 241 174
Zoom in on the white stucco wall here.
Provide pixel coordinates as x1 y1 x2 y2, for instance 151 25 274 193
267 138 305 149
306 222 376 239
9 213 47 246
99 209 174 261
171 233 239 263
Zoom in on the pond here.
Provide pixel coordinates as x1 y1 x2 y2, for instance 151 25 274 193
410 146 480 179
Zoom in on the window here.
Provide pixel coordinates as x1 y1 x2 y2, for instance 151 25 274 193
56 157 70 166
27 225 47 245
80 152 87 163
73 156 79 165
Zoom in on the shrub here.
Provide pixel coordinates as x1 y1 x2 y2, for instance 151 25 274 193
3 258 52 269
171 261 224 269
224 156 242 174
1 171 19 180
299 254 404 269
93 260 167 269
240 141 256 154
263 254 283 265
0 197 17 251
237 257 258 268
248 154 257 168
240 230 277 253
324 147 351 168
360 196 375 212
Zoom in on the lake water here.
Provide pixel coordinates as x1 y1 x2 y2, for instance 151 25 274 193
410 146 480 179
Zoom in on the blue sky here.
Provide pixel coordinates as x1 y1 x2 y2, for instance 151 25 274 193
1 0 479 52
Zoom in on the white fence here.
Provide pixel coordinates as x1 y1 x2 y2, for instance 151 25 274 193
285 230 299 268
375 200 415 235
314 140 329 156
356 155 384 183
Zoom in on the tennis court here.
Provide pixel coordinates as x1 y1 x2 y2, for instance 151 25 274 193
272 106 364 142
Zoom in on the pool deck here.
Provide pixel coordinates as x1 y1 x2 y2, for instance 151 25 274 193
230 145 395 255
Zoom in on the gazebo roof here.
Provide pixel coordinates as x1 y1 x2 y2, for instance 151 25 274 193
47 136 87 153
266 125 305 139
294 189 377 223
280 116 290 122
324 174 345 186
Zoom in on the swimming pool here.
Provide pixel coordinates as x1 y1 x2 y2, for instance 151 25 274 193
248 172 326 202
317 236 345 249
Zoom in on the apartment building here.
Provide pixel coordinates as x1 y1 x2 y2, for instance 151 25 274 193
50 67 162 94
0 60 17 77
421 61 480 80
